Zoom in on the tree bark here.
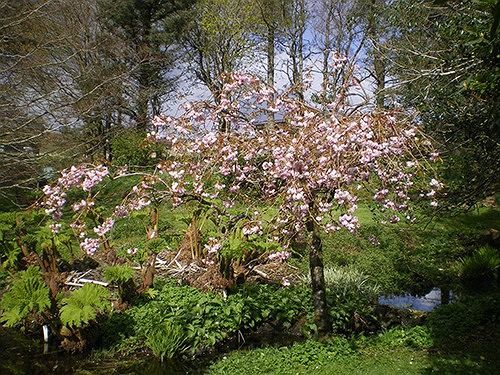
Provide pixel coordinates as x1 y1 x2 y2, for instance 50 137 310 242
141 206 159 291
267 25 275 124
321 3 333 106
307 220 331 336
368 0 386 109
141 253 157 291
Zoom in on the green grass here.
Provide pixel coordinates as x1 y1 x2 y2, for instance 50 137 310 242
208 322 500 375
211 347 429 375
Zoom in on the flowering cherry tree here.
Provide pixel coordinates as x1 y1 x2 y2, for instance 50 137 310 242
41 71 441 334
147 73 441 334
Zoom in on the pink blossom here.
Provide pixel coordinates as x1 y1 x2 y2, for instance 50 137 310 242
204 237 222 254
80 238 100 256
50 223 62 234
93 218 115 237
127 247 138 255
268 251 291 262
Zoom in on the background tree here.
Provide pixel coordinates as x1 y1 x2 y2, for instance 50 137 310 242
99 0 195 132
311 0 368 109
281 0 308 100
183 0 256 131
387 0 500 207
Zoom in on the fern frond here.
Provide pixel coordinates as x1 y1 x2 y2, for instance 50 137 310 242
103 265 134 284
0 266 51 327
60 283 110 328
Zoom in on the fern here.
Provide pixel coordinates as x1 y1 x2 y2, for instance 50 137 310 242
0 266 51 327
103 265 134 284
60 284 110 328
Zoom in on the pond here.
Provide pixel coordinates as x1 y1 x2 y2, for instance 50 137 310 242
378 287 453 312
0 326 204 375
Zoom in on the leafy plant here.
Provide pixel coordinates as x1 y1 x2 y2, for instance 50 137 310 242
0 212 22 270
427 292 500 349
146 320 186 361
459 246 500 292
103 264 137 304
123 281 310 355
304 267 380 333
374 326 433 350
103 265 134 284
0 266 51 327
60 284 111 328
322 267 381 298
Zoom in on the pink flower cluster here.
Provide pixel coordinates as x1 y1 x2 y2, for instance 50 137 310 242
268 251 291 262
93 218 115 237
42 165 109 220
204 237 222 254
242 222 263 236
80 238 100 256
151 73 441 243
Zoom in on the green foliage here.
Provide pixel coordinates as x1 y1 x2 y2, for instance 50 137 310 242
143 237 168 254
146 320 186 361
103 265 134 284
126 281 244 353
304 267 380 333
209 337 356 375
60 284 111 328
111 130 164 167
427 293 500 348
322 268 381 298
320 217 489 296
321 227 411 294
459 246 500 292
119 280 310 355
231 283 311 330
390 0 500 206
0 212 22 269
0 266 51 327
219 225 281 265
374 326 433 350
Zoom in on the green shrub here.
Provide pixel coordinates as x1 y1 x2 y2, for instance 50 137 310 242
146 320 186 361
459 246 500 292
322 267 380 298
111 130 166 167
60 284 111 328
119 281 310 355
374 326 433 350
232 283 311 330
0 266 51 327
209 337 355 375
0 212 22 270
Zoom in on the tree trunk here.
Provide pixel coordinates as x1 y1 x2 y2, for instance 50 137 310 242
297 0 304 102
141 206 159 291
267 25 275 124
214 90 230 132
373 48 386 109
137 73 149 133
321 12 332 106
141 253 157 291
368 0 385 109
307 220 331 336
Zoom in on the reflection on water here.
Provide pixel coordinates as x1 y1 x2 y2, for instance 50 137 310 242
378 288 453 312
0 327 205 375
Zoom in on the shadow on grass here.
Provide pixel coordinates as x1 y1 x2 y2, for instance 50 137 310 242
422 292 500 374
